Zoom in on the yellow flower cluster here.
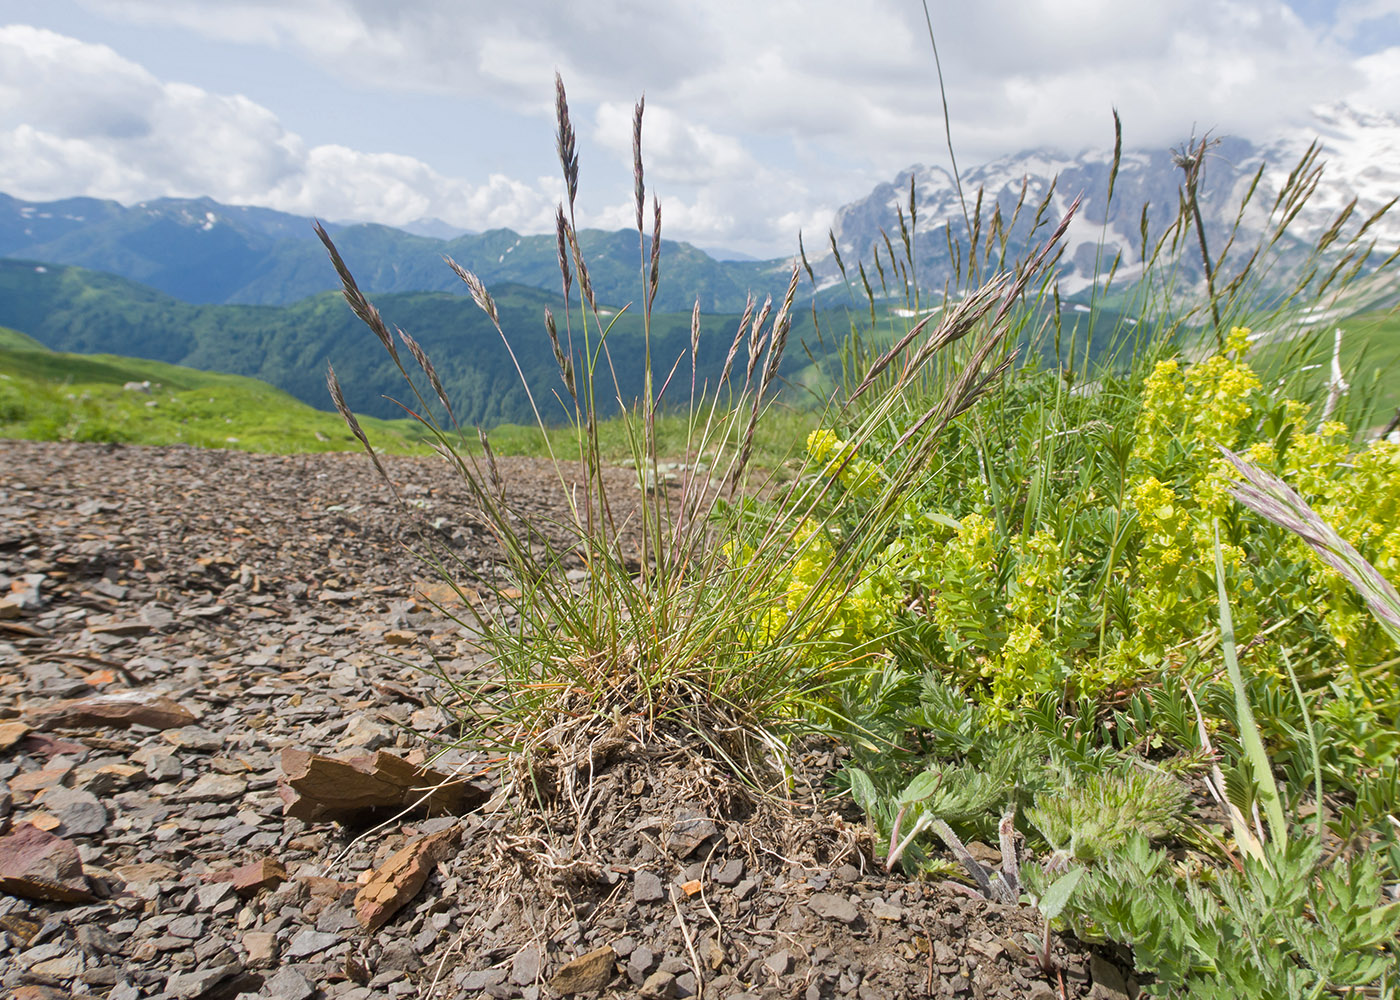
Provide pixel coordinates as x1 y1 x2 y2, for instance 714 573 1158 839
1124 326 1399 668
1133 326 1262 468
806 428 882 496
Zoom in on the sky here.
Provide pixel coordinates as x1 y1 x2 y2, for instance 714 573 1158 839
1 0 1398 259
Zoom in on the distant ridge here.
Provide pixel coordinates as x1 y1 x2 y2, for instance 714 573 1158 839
818 103 1400 298
3 103 1397 313
0 192 785 313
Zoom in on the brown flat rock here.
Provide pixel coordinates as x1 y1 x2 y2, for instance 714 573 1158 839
0 719 32 750
278 747 486 823
28 690 197 731
354 824 462 931
550 945 618 995
228 857 288 896
0 824 95 902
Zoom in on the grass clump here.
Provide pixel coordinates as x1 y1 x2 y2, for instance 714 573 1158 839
320 77 1073 793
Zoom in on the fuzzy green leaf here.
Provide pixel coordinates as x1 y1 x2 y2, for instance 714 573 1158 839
1038 866 1085 921
898 770 942 805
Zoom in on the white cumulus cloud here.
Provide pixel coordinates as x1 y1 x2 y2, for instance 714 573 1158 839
0 24 560 232
5 0 1398 255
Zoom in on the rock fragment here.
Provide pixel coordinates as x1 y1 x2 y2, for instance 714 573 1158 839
264 967 315 1000
807 892 861 925
165 962 243 999
277 747 485 823
0 824 95 902
353 824 462 931
550 946 617 994
285 928 341 959
665 809 719 856
28 690 196 731
510 945 542 985
633 870 664 903
0 719 31 750
230 857 288 896
39 786 108 836
172 773 247 803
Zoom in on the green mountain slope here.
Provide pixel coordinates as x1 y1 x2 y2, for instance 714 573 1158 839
0 259 808 427
0 328 431 452
0 193 786 313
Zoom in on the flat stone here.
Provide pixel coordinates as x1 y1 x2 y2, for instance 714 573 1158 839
286 928 341 959
0 823 94 902
166 962 243 999
144 753 184 782
31 953 82 977
76 762 144 795
41 786 108 836
665 810 719 857
510 945 541 986
173 773 247 803
265 967 316 1000
715 858 744 885
162 727 226 753
806 893 860 924
627 945 656 984
0 720 31 750
870 899 904 921
76 923 122 955
633 870 664 903
196 882 235 909
277 747 486 824
10 766 70 794
377 939 422 972
764 950 792 976
231 857 288 895
243 931 277 965
168 915 205 939
88 620 151 637
460 968 507 990
550 945 616 995
29 691 196 731
640 970 678 998
354 825 462 931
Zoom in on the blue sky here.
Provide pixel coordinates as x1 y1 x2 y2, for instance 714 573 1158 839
1 0 1397 257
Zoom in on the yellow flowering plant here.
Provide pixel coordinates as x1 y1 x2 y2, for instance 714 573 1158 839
736 327 1400 722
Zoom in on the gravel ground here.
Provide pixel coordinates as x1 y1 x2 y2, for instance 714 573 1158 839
0 439 1129 1000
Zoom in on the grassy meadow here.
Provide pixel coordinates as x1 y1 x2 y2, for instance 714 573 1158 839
0 327 819 470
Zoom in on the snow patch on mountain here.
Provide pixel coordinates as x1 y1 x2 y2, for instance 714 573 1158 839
823 103 1400 301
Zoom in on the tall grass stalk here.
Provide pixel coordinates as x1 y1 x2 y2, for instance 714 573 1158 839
317 76 1075 784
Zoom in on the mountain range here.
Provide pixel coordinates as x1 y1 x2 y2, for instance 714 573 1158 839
3 103 1397 318
0 193 783 314
0 258 799 427
1 103 1396 428
821 104 1400 300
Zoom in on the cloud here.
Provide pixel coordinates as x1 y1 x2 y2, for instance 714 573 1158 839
8 2 1397 255
68 0 1387 154
0 25 560 232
